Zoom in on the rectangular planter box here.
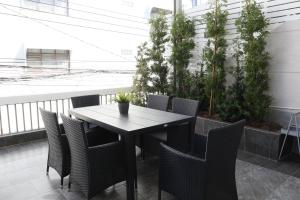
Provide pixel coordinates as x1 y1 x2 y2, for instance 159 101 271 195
195 117 281 160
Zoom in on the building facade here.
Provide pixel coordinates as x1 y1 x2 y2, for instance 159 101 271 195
0 0 171 70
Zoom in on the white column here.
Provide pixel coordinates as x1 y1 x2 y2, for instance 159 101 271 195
174 0 182 14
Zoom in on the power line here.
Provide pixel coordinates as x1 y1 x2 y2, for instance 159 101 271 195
0 58 26 60
56 0 149 20
0 2 149 31
25 0 148 24
0 5 134 61
0 58 136 62
0 11 148 37
0 60 135 63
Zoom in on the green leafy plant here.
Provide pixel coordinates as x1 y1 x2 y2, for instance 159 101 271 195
114 92 132 103
219 39 245 122
148 13 169 94
169 12 196 98
132 42 150 106
202 0 228 116
188 64 207 105
236 0 270 122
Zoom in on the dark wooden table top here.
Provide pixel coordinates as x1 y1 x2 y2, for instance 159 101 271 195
69 104 194 134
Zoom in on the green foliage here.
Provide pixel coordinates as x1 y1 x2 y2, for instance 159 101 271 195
219 39 245 122
169 13 196 98
236 0 270 122
186 64 208 105
148 13 169 94
132 42 150 106
202 0 228 116
114 91 132 103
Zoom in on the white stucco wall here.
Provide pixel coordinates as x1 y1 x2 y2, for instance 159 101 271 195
268 20 300 110
186 0 300 111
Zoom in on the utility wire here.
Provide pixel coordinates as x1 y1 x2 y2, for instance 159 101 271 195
0 58 136 62
0 2 149 31
25 0 148 24
0 58 135 63
0 4 135 61
0 11 148 37
56 0 149 20
0 60 135 63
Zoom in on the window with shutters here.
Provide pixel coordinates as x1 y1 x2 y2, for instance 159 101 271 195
23 0 69 15
26 49 70 68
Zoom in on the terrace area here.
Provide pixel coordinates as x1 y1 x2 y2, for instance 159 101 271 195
1 140 300 200
1 0 300 200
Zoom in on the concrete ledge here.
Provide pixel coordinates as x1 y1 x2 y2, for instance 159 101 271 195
195 117 281 160
0 130 47 148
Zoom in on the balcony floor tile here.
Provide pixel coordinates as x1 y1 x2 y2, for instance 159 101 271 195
0 140 300 200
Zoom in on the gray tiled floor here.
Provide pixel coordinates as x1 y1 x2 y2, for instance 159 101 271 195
1 140 300 200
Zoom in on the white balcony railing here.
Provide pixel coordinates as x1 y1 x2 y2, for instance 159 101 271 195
0 87 131 136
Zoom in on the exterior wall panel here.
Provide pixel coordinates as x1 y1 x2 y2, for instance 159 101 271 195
185 0 300 111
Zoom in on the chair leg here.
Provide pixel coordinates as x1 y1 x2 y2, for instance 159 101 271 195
134 177 138 189
141 148 145 160
46 150 50 175
68 180 71 191
158 188 161 200
61 177 64 188
134 162 138 189
140 135 145 160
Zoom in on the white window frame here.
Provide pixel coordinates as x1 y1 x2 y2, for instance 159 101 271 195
23 0 69 16
26 48 71 68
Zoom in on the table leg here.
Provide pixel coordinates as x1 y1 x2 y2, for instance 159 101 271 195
123 134 136 200
189 119 196 151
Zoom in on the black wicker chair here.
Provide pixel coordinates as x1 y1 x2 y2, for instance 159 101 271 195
71 94 118 139
71 95 99 108
158 120 246 200
71 95 100 130
61 114 128 200
143 97 199 155
136 95 170 159
147 94 170 111
40 108 70 188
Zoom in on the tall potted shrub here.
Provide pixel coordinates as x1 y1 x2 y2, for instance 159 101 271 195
219 39 245 122
202 0 228 116
169 13 196 98
189 65 207 102
132 42 150 106
236 0 270 122
148 13 169 94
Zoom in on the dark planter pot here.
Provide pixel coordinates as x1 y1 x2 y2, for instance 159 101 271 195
118 102 129 114
195 117 281 160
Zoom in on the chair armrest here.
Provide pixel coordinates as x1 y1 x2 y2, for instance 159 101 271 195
191 134 207 159
159 143 206 199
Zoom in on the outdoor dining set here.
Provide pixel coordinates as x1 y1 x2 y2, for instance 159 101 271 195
40 94 245 200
